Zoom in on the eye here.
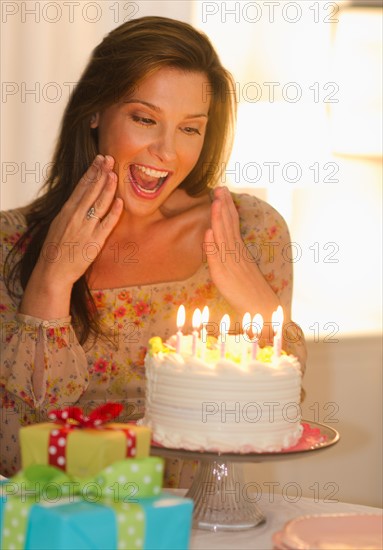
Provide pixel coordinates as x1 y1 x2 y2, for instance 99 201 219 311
183 126 201 136
131 115 155 126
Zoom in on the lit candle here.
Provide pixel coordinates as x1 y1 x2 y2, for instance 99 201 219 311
176 305 185 354
219 314 230 359
192 308 202 357
200 306 209 361
251 313 264 360
272 306 284 358
242 312 251 363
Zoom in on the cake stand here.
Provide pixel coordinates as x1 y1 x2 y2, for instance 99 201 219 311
151 420 340 531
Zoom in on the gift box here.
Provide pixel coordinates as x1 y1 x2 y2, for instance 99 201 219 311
19 403 151 478
0 490 193 550
4 457 165 500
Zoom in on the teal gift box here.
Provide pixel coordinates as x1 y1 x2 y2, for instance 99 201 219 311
1 460 193 549
0 493 193 550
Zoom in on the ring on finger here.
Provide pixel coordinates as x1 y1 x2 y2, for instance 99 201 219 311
86 206 102 221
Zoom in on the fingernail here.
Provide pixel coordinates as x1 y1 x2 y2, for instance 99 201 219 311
87 156 103 181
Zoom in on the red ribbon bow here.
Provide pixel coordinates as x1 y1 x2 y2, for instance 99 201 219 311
46 402 136 471
48 402 123 429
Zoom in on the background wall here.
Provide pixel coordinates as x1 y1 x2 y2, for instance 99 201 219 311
1 1 382 507
244 335 382 508
189 0 382 507
1 0 193 208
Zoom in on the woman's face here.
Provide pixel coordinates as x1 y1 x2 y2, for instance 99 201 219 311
92 67 211 220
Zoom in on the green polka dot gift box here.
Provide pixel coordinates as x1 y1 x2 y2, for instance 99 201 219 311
0 460 194 550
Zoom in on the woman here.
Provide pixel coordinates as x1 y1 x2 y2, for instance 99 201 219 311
0 16 306 481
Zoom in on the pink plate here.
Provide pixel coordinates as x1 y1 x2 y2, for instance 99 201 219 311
280 513 383 549
272 530 293 549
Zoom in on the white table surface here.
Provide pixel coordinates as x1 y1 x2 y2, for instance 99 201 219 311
1 477 381 548
167 490 382 550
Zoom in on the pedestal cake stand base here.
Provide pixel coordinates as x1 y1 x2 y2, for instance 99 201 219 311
151 421 340 531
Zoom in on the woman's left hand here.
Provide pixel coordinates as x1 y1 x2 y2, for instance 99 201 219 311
204 187 279 321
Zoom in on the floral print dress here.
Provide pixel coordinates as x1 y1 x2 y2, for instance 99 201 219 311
0 193 306 482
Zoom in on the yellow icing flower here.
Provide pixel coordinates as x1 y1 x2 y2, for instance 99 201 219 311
206 336 218 349
148 336 174 355
257 346 287 363
226 351 241 364
205 349 220 363
148 337 164 355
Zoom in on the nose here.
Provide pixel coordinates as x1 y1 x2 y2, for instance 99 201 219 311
148 128 177 163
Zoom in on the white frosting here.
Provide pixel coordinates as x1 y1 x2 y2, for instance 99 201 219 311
142 337 303 453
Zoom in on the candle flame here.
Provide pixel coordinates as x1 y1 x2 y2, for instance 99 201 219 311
271 306 284 334
192 308 202 329
176 304 186 329
220 314 230 336
252 313 264 339
242 312 251 333
201 305 209 325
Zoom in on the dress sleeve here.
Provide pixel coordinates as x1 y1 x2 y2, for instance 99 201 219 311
235 194 307 375
0 210 89 410
1 313 90 408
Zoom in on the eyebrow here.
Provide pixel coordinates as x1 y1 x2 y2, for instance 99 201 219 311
123 99 209 119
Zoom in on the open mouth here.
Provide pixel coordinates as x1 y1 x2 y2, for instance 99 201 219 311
128 164 170 198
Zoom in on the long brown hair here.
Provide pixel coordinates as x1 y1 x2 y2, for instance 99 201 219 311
4 16 237 344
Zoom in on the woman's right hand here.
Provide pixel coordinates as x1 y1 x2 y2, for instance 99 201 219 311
19 155 123 319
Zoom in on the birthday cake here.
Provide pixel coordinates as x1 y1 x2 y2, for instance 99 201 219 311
142 334 303 453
